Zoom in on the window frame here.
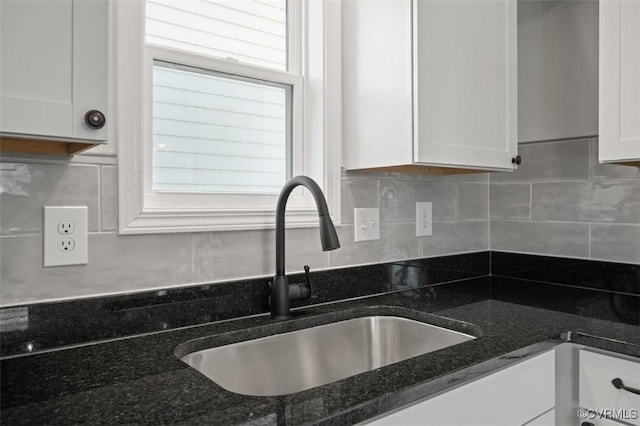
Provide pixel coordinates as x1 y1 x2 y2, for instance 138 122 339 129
116 0 342 234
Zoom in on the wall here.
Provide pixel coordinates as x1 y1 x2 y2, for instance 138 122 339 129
518 0 598 143
490 138 640 264
0 155 489 306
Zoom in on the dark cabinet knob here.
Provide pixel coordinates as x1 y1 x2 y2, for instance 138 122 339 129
511 155 522 166
84 110 106 130
581 423 595 426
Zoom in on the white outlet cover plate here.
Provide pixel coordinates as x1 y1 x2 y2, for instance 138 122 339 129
416 202 433 237
354 208 380 242
44 206 88 267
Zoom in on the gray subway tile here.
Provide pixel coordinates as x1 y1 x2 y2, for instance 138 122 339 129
194 228 329 283
328 223 420 267
415 172 490 183
380 179 457 223
101 166 118 231
491 139 590 182
532 181 640 223
0 163 100 233
490 183 531 219
590 139 640 180
0 233 192 305
442 173 490 183
341 178 379 224
490 220 589 258
421 220 489 257
458 183 488 219
591 224 640 264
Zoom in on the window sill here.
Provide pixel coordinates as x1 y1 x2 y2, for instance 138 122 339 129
119 207 340 234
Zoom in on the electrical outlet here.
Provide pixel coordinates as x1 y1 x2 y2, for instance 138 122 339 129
354 208 380 242
44 206 88 267
57 221 75 234
416 202 432 237
57 238 76 252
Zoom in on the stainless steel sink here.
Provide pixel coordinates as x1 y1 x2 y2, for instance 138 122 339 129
180 316 475 396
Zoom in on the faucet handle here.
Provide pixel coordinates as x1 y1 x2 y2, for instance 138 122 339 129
303 265 313 296
287 266 313 301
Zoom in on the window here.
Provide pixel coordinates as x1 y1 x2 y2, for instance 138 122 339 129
116 0 341 233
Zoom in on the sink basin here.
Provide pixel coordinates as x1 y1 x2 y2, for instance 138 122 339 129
180 315 475 396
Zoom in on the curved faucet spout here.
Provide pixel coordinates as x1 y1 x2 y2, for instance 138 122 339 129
272 176 340 319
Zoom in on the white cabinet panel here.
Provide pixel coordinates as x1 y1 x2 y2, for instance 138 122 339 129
599 0 640 163
365 350 555 426
0 0 73 139
342 0 414 170
0 1 72 103
0 0 108 143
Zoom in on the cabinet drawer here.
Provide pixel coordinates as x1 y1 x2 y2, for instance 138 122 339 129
579 417 630 426
579 350 640 426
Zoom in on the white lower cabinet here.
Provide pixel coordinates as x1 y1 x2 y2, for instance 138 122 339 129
365 350 555 426
579 350 640 426
361 345 639 426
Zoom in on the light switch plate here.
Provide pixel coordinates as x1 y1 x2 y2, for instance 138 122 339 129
354 208 380 242
44 206 88 267
416 202 432 237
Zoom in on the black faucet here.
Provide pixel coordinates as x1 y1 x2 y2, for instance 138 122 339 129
271 175 340 320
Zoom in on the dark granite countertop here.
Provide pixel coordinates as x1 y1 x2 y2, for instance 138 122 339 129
1 276 639 425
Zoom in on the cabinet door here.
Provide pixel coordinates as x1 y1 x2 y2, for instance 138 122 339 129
413 0 518 171
599 0 640 163
0 0 107 142
365 350 555 426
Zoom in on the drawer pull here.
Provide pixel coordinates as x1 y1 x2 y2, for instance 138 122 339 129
612 378 640 396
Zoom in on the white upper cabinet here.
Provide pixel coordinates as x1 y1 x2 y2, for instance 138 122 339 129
518 0 598 143
599 0 640 164
0 0 108 145
343 0 518 173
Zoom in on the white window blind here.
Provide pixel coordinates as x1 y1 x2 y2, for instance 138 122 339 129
152 62 290 193
146 0 287 71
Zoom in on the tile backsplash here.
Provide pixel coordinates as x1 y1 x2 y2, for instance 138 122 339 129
0 157 488 305
490 138 640 263
1 136 638 306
